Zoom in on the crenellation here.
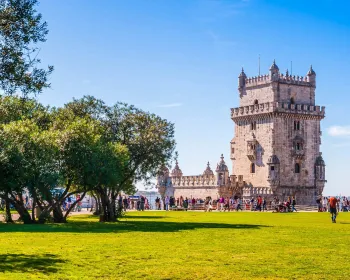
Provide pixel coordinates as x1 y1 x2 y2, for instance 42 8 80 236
231 101 325 120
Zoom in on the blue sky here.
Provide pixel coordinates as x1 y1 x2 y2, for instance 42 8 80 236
37 0 350 195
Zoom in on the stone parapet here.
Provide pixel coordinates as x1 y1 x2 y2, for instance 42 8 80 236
171 175 216 187
231 102 325 120
244 73 312 89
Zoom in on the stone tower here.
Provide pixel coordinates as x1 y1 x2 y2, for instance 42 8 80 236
230 61 326 204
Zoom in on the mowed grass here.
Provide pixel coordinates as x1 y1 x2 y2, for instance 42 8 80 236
0 211 349 280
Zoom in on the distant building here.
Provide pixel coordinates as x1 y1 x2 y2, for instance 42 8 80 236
157 61 326 205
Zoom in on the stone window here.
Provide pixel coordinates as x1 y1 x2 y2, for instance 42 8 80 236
254 100 259 105
270 166 275 171
251 121 257 130
290 97 295 104
294 120 300 131
294 142 303 151
294 163 300 173
250 163 255 173
231 147 235 154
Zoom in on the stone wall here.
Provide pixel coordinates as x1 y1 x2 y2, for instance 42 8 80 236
173 186 219 199
240 85 274 106
231 118 273 187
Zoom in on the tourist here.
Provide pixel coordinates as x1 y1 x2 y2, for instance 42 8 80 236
136 198 141 211
262 197 267 212
322 197 327 212
208 197 213 212
155 197 160 210
224 197 230 212
236 197 242 211
123 196 128 212
191 197 196 210
140 196 145 211
291 196 297 212
165 196 170 211
204 197 209 212
183 197 188 211
256 196 262 211
316 197 322 212
328 196 338 223
250 197 254 211
219 196 225 212
127 197 131 210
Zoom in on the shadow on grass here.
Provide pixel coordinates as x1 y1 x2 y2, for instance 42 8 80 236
0 218 269 233
0 254 65 273
122 215 166 219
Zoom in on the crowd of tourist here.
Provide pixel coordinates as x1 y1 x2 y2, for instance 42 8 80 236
158 195 297 212
316 196 349 212
118 195 151 211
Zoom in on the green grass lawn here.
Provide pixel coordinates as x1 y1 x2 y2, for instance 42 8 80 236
0 211 349 280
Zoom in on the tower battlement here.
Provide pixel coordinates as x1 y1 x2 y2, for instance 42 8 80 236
230 102 325 120
244 73 313 88
238 61 317 94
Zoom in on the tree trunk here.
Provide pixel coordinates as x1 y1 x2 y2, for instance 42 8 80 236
108 196 116 222
64 192 86 220
53 204 65 223
92 193 101 215
31 197 36 221
5 199 13 223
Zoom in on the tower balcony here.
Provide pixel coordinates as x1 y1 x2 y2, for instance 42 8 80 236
292 149 304 159
247 149 256 160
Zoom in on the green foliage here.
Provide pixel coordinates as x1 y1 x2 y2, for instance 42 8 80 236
0 0 53 96
0 96 176 223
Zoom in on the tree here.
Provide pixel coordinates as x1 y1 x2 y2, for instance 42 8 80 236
0 0 53 96
61 97 176 222
0 119 59 223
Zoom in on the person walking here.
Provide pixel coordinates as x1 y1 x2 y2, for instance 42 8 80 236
291 196 298 212
256 196 262 211
123 196 128 212
236 197 242 211
183 197 188 211
165 196 170 211
250 197 254 211
155 197 160 210
262 197 267 212
328 196 338 223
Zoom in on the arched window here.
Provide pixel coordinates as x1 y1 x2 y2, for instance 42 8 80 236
290 97 295 104
250 163 255 173
254 100 259 105
294 120 300 131
251 121 257 130
295 163 300 173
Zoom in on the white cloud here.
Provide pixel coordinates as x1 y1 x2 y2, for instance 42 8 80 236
328 126 350 137
156 103 183 108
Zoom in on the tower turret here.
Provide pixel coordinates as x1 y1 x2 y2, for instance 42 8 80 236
203 162 214 176
171 160 183 177
307 65 316 87
269 59 279 81
216 154 229 186
238 67 247 88
238 67 247 96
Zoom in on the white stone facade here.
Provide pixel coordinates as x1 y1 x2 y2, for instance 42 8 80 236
157 61 326 205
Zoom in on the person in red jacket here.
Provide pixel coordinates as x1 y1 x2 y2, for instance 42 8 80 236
328 196 338 223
